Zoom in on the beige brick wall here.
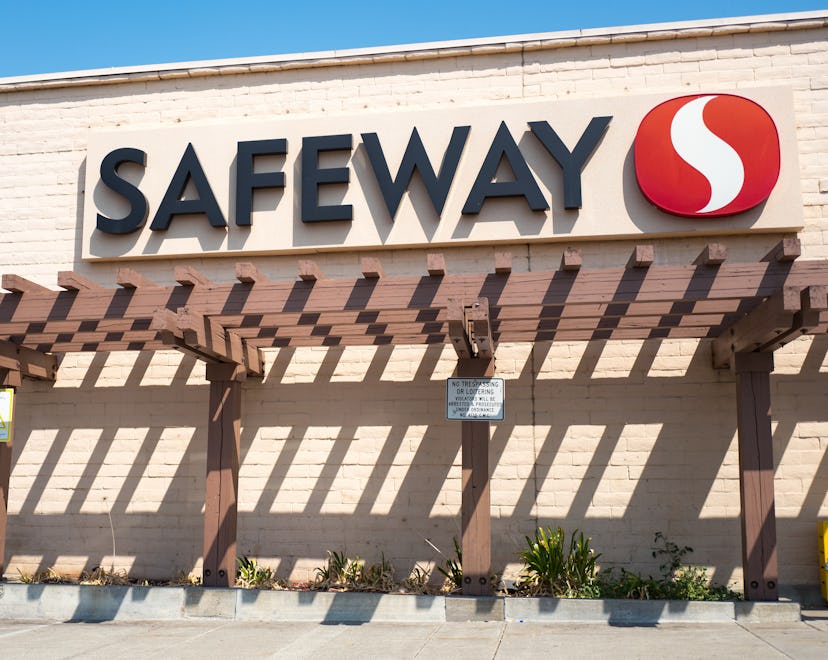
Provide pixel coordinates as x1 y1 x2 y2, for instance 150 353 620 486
1 17 826 594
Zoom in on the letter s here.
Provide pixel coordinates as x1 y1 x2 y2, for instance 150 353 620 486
96 147 148 234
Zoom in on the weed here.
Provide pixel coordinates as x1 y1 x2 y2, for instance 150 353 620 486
313 550 396 592
598 532 742 601
80 566 130 586
402 565 433 594
17 567 73 584
436 537 463 593
170 571 202 587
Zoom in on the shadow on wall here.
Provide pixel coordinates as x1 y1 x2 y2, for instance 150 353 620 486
5 335 828 588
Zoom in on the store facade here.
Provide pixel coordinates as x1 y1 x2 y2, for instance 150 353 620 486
0 11 827 601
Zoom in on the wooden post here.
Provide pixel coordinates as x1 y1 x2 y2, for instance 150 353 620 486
734 352 779 601
203 363 245 587
459 357 494 596
0 369 20 578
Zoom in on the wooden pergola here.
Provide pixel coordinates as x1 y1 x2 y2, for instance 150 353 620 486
0 239 826 600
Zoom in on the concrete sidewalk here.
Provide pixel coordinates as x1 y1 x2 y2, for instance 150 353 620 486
0 614 826 659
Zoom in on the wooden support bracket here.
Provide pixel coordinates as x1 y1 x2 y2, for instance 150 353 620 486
298 260 323 282
0 340 57 381
360 257 384 279
448 299 473 359
694 243 727 266
235 262 265 284
2 275 51 295
560 248 582 272
762 238 801 263
116 268 160 289
175 265 212 287
57 271 102 291
447 298 495 360
494 252 512 275
427 253 446 277
713 285 828 369
627 245 654 269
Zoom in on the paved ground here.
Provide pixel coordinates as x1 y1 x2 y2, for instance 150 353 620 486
0 612 826 659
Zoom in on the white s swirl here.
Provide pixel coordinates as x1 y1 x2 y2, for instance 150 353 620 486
670 96 744 213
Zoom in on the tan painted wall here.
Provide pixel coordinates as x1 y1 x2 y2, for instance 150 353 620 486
1 17 826 594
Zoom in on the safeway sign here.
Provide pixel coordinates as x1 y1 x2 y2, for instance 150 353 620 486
83 87 800 260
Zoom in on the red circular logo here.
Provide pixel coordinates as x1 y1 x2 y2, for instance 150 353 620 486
634 94 780 217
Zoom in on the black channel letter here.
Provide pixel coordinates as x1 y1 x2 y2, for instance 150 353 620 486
150 143 227 230
462 122 548 214
235 139 287 226
301 134 353 222
529 117 612 209
362 126 469 219
96 147 148 235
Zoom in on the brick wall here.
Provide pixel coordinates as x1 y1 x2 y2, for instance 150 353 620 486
1 16 826 593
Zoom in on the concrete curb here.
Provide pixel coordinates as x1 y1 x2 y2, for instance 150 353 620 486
0 583 802 624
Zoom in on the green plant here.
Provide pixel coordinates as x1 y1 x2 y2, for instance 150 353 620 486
312 550 393 592
436 537 463 592
516 526 601 597
598 532 742 601
236 556 275 589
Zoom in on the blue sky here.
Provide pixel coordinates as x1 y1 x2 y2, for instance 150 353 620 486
1 1 825 78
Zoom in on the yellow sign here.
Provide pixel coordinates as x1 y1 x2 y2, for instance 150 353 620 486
819 521 828 602
0 388 13 442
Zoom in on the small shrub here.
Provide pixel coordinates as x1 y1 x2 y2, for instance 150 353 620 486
236 556 277 589
516 526 601 597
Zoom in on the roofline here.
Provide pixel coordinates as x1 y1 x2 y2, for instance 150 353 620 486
1 10 826 92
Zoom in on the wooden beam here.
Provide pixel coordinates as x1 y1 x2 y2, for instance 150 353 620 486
762 238 801 263
427 253 446 277
459 356 494 596
627 244 654 269
0 385 15 579
734 352 778 601
2 275 50 295
694 243 727 266
175 266 212 288
298 260 323 282
494 252 512 275
116 268 159 289
447 299 473 359
151 307 263 376
235 262 265 284
467 298 494 359
561 248 582 272
0 341 57 381
57 271 102 291
202 362 245 587
360 257 384 279
713 286 827 369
